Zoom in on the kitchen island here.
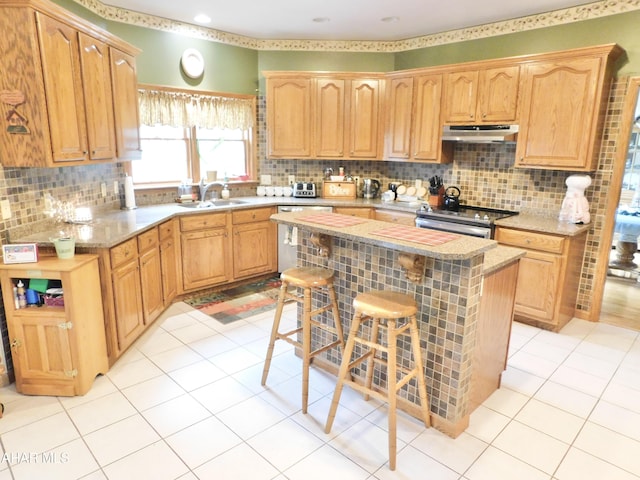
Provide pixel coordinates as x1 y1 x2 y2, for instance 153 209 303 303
271 211 524 438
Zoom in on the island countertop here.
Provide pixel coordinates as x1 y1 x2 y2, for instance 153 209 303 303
271 211 498 260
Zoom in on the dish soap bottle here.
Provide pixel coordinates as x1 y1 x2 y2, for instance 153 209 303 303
221 184 230 200
16 280 26 308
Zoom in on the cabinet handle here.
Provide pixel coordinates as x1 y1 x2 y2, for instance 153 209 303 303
58 322 73 330
10 338 21 349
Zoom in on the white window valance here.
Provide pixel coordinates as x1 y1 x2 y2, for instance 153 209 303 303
138 87 255 130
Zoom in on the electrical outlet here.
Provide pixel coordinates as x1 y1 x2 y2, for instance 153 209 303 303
288 175 296 185
0 200 11 220
260 174 272 185
100 182 107 197
113 181 119 195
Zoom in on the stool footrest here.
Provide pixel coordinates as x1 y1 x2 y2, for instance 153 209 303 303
310 339 342 358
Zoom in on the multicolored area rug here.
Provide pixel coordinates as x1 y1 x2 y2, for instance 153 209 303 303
184 276 284 324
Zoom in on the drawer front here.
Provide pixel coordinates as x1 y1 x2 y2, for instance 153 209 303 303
110 238 138 268
375 209 416 226
159 220 175 241
137 227 159 252
180 213 228 232
232 207 274 224
495 228 565 254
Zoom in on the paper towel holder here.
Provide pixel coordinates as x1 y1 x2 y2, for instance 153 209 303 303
120 175 137 210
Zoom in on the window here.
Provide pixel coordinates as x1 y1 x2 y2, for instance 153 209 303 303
132 86 256 185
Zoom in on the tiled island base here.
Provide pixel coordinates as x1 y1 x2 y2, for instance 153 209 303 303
295 230 488 438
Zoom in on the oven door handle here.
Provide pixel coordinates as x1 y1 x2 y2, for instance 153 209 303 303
415 217 491 238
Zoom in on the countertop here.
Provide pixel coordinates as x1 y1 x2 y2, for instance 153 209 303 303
9 196 584 249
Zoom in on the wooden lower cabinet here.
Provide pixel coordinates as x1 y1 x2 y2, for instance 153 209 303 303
159 219 178 305
180 212 232 291
232 208 277 279
0 255 108 396
111 254 144 353
375 208 416 226
334 207 373 218
495 226 587 332
138 228 163 324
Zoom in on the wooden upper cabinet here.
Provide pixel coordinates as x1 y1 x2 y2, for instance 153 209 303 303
314 78 346 157
110 48 142 160
443 66 519 124
516 57 605 170
347 78 382 159
0 1 141 167
36 13 89 163
385 73 452 163
79 33 117 161
266 76 312 158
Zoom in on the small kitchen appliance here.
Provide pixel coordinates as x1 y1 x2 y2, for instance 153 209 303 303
293 182 317 198
362 178 381 199
443 186 461 211
415 205 518 238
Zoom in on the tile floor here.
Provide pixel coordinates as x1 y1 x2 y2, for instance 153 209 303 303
0 301 639 480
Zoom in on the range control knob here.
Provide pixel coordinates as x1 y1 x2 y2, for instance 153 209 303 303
483 214 490 221
474 213 480 220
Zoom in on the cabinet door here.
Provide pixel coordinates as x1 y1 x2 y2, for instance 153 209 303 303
515 57 602 170
375 209 416 225
110 48 142 160
8 313 75 392
181 229 231 290
477 66 519 123
412 74 450 162
35 12 88 162
160 238 178 305
443 70 478 123
347 79 382 158
139 247 164 324
513 250 563 324
233 221 276 279
315 78 346 157
112 259 145 351
78 33 116 160
385 76 413 160
266 77 312 158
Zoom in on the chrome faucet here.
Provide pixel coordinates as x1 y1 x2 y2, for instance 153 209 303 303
198 178 225 202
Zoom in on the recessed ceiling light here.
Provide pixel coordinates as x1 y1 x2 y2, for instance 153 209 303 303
381 16 400 23
194 14 211 24
312 17 331 23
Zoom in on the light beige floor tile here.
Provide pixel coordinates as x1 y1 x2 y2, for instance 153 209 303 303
190 376 254 414
410 429 487 474
533 380 598 418
556 447 640 480
122 375 185 411
83 414 160 466
193 442 279 480
507 349 562 379
574 421 640 476
158 311 202 332
208 345 264 374
514 398 584 443
66 391 137 435
374 445 459 480
134 329 185 357
107 356 164 390
221 322 270 345
215 394 287 440
492 420 569 475
562 350 620 379
58 375 118 410
601 381 640 414
165 416 242 469
167 359 226 391
282 444 369 480
364 404 427 444
481 386 529 418
141 394 211 437
466 405 510 444
10 438 99 480
500 366 546 396
187 332 238 358
1 411 79 458
589 400 640 442
147 344 203 373
102 440 189 480
248 418 324 471
169 322 217 344
464 445 550 480
548 365 609 397
0 394 63 434
520 337 573 364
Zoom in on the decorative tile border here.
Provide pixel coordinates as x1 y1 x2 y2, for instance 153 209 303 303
71 0 640 52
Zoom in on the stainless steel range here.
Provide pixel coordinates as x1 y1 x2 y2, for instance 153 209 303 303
415 205 518 238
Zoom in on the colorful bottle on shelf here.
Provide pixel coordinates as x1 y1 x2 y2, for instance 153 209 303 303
16 280 26 308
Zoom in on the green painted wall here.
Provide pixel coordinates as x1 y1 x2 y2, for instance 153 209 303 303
52 0 640 92
395 11 640 76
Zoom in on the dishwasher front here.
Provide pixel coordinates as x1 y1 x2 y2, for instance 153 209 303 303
277 205 333 272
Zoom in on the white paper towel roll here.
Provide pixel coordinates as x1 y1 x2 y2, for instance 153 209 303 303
124 175 136 209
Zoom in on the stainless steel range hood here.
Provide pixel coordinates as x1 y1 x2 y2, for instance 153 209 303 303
442 124 519 143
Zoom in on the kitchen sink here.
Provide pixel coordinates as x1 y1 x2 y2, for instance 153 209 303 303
177 200 247 208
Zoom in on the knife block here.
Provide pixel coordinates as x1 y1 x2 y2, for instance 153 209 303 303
428 187 444 207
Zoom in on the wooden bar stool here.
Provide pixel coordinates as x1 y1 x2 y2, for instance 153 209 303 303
262 266 345 413
325 290 430 471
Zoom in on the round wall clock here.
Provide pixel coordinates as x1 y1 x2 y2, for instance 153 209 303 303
180 48 205 78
